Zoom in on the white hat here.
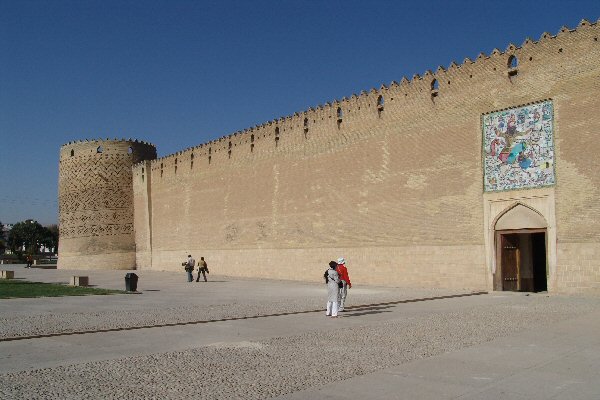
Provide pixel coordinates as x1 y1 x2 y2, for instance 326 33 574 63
337 257 345 264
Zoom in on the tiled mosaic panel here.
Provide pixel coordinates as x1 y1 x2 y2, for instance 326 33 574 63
483 100 555 192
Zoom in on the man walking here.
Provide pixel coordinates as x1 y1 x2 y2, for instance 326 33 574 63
196 256 209 282
336 257 352 311
183 254 195 282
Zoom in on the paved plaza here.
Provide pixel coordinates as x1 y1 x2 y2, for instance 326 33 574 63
0 265 599 399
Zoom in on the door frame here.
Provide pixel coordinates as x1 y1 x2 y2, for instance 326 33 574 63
494 228 547 291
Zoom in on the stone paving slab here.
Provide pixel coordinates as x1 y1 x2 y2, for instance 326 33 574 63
0 264 466 339
1 266 600 399
277 310 600 400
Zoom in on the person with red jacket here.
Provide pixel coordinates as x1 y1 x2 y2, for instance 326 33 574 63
336 257 352 311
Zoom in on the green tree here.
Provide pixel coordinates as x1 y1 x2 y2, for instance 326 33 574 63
7 220 48 255
42 224 59 253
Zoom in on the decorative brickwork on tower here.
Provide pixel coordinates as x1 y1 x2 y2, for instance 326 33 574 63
58 139 156 269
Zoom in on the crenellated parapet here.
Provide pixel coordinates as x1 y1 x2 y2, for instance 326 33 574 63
145 18 599 179
60 138 156 162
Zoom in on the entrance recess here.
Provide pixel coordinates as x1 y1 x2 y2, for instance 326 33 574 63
495 229 547 292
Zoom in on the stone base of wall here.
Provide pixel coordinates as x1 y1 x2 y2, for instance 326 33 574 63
147 245 487 290
58 252 136 270
136 251 152 271
556 242 600 294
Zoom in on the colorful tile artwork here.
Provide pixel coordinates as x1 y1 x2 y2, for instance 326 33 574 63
483 100 555 192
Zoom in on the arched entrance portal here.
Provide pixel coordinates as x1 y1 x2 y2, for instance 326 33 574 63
494 204 548 292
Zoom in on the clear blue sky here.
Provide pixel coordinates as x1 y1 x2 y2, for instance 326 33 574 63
1 0 599 225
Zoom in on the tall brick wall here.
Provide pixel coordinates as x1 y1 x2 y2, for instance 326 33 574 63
131 20 600 292
57 21 600 292
132 160 155 269
58 139 156 269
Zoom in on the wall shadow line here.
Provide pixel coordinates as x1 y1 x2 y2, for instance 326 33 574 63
0 291 487 342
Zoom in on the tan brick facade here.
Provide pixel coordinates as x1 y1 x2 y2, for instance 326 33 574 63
61 20 600 293
58 140 156 270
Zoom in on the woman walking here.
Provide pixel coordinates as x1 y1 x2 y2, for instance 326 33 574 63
324 261 341 317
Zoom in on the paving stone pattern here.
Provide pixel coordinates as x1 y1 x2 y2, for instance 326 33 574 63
0 296 597 399
0 289 462 339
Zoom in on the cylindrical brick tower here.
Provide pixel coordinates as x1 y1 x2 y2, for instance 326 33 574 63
58 139 157 270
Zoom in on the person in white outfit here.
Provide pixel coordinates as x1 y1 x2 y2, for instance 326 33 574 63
325 261 341 317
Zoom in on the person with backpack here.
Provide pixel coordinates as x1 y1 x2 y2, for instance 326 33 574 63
336 257 352 311
182 254 195 282
196 256 209 282
324 261 341 317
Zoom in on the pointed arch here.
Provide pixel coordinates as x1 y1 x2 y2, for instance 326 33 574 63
493 202 547 231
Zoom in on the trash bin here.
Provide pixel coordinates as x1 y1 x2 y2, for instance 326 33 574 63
125 273 138 292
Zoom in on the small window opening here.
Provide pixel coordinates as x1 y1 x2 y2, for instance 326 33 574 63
96 146 103 153
209 147 212 155
377 95 384 117
160 163 163 178
142 167 144 174
508 55 519 80
70 149 74 157
128 146 133 154
275 127 280 146
208 155 211 164
251 134 255 152
336 107 343 128
303 117 309 137
558 48 563 53
431 79 439 101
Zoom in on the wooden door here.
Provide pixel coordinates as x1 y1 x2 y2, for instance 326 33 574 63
501 234 520 291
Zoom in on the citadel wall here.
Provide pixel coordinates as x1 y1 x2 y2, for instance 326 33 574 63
59 139 156 269
129 20 600 292
53 21 600 292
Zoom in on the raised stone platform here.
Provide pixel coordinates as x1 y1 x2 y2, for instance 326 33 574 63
0 270 14 279
69 276 89 286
